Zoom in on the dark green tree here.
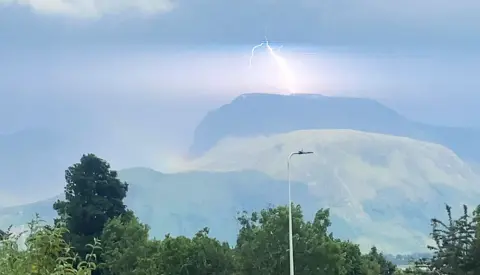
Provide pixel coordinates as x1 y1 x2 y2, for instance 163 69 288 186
181 228 235 274
340 241 382 275
0 228 10 240
413 204 480 275
53 154 129 257
235 204 346 275
100 213 149 275
135 228 235 275
366 246 396 275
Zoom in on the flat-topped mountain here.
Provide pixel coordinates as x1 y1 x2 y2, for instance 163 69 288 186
189 93 480 162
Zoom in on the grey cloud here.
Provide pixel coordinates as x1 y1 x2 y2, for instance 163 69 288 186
0 0 175 18
2 0 480 48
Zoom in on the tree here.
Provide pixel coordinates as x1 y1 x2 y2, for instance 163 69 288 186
178 228 235 275
0 228 11 240
0 217 99 275
413 204 480 275
340 241 382 275
365 246 396 275
53 154 128 257
100 213 150 275
134 228 235 275
235 204 346 275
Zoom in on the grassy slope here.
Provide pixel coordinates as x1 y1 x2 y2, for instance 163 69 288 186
186 129 480 253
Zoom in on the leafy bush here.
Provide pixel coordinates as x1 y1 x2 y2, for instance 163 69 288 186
0 215 100 275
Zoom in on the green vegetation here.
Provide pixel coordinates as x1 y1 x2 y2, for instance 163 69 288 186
0 215 100 275
1 154 480 274
3 130 480 253
53 154 129 259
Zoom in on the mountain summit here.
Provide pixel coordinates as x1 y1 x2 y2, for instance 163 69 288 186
189 93 480 161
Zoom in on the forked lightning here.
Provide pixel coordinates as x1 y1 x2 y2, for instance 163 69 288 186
249 37 296 94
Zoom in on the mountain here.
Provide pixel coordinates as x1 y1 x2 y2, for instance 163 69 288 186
0 92 223 205
186 129 480 252
0 168 321 247
188 93 480 162
1 91 225 160
2 130 479 253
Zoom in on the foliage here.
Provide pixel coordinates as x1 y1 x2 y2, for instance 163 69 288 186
365 246 397 275
235 205 346 275
0 215 100 275
4 154 480 275
53 153 128 258
410 204 480 275
152 228 235 274
99 213 149 275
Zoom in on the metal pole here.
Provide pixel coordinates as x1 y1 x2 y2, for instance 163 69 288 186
287 152 295 275
287 150 313 275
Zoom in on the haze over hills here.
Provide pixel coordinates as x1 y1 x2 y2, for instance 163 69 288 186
2 129 479 253
189 93 480 162
186 129 480 251
0 93 226 205
1 92 479 254
0 169 321 248
1 91 223 158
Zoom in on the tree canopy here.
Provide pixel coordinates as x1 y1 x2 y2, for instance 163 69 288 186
53 154 128 257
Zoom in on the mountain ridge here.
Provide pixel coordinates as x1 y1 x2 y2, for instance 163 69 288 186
189 93 480 162
186 129 480 252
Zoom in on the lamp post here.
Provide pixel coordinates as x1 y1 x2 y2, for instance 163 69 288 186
287 150 313 275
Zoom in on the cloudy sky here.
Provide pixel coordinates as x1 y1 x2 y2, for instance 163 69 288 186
1 0 480 48
1 0 480 201
1 0 480 134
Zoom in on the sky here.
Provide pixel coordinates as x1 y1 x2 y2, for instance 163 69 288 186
1 0 480 136
1 0 480 48
1 0 480 204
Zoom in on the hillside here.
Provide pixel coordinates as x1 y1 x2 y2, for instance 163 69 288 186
186 129 480 252
2 130 479 253
188 93 480 162
0 169 321 247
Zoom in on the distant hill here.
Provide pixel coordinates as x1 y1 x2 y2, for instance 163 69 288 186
189 93 480 162
0 169 321 247
186 129 480 252
384 252 432 267
3 130 480 253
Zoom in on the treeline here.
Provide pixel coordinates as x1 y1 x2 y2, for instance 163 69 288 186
1 154 480 275
383 254 432 267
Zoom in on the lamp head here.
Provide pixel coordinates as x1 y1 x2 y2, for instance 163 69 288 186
298 150 313 155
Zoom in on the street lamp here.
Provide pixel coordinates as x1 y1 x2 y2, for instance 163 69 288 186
287 150 314 275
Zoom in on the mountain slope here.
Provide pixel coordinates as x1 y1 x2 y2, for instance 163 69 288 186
3 129 479 253
188 93 480 162
119 168 321 242
187 129 480 252
0 169 320 246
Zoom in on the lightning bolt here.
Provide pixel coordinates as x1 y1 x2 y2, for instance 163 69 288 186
249 42 264 68
249 37 297 94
